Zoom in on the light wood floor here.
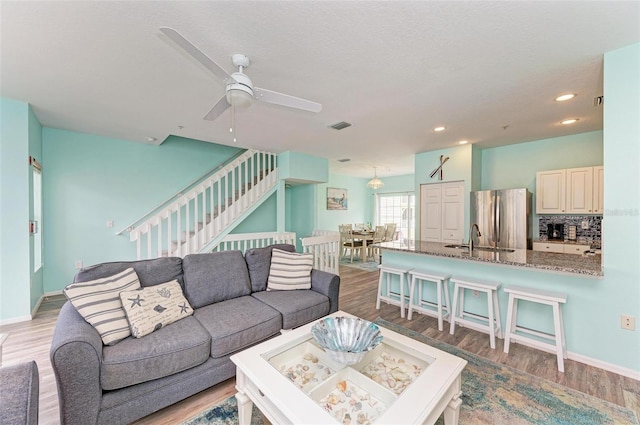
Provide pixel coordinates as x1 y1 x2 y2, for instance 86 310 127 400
1 265 639 424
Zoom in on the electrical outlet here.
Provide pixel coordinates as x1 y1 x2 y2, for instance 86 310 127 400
75 260 83 270
621 315 636 331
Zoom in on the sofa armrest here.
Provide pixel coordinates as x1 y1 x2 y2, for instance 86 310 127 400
0 360 39 425
50 302 104 425
310 269 340 313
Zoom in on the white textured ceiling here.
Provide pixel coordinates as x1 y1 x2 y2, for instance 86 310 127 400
2 1 639 178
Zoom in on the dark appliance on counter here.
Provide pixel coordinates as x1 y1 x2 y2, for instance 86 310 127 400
470 188 531 250
547 223 564 240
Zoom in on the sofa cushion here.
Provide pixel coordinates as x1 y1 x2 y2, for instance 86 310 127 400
244 244 296 292
183 251 252 309
120 280 193 338
267 249 313 291
101 316 210 390
252 290 330 329
193 296 281 358
74 257 184 289
64 267 141 345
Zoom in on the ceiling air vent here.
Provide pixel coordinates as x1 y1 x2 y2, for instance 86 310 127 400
330 121 352 130
337 158 351 163
593 96 604 107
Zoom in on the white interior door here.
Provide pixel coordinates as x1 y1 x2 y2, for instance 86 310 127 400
420 184 442 241
420 181 464 243
441 182 465 243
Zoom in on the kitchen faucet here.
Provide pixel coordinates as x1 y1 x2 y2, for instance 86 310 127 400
468 223 481 252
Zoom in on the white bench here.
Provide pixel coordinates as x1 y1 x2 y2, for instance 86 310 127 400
449 277 503 349
376 264 413 318
407 270 452 331
503 285 568 372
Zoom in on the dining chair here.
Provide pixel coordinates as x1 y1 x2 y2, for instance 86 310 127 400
384 223 397 241
368 225 386 260
339 226 363 262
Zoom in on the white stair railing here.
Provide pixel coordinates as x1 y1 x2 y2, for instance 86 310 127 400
301 231 341 275
212 232 297 254
127 150 278 259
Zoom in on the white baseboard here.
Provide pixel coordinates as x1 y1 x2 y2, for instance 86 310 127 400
510 338 640 380
0 291 64 326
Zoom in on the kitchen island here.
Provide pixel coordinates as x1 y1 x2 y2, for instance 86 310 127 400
376 240 602 277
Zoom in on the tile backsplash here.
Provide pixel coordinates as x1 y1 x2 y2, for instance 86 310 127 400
539 215 602 248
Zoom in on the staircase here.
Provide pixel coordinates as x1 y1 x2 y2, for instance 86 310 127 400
120 150 278 260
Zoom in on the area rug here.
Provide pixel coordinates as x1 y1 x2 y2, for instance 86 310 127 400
183 319 639 425
339 258 380 272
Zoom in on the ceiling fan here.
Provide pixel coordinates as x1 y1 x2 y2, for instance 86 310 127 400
159 27 322 124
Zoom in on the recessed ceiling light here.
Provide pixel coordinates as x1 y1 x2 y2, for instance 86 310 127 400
458 140 469 145
434 126 446 132
561 118 579 125
555 94 576 102
146 137 157 142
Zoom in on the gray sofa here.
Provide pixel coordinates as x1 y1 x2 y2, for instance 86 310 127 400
50 245 340 425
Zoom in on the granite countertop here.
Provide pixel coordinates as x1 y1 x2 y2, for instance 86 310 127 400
375 240 603 277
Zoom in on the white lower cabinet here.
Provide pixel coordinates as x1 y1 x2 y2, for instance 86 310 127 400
532 242 565 253
533 242 590 255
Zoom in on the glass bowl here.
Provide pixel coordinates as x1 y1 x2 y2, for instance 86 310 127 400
311 316 383 365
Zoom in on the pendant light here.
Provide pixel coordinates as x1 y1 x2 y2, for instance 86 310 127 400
367 167 384 189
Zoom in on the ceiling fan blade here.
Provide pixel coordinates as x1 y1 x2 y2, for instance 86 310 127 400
204 95 230 121
160 27 235 84
254 87 322 113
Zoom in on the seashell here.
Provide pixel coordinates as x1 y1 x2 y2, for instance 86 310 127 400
357 412 369 424
371 374 382 384
327 393 341 405
390 369 410 381
387 378 397 388
337 380 347 392
303 365 310 371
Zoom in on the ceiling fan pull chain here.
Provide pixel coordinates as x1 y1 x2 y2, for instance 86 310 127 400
230 106 237 143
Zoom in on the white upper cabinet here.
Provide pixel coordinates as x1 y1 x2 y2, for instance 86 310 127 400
536 166 602 214
566 167 593 213
592 166 604 214
536 169 566 213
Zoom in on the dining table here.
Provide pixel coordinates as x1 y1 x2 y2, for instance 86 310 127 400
352 230 375 262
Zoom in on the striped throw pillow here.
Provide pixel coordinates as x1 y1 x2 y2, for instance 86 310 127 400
266 248 313 291
64 268 141 345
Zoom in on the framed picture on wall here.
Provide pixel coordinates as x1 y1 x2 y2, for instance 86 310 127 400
327 187 348 210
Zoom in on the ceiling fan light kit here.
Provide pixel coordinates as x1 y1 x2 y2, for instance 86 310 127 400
160 27 322 129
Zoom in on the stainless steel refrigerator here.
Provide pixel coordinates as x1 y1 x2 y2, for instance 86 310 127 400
470 188 531 250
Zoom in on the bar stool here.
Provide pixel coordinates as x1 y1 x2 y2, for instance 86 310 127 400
407 270 452 331
449 277 502 349
376 264 413 318
503 285 568 372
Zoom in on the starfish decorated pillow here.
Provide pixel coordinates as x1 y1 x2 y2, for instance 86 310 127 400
119 280 193 338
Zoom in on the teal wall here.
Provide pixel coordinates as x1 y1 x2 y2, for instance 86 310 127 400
286 184 316 250
279 151 328 184
316 174 373 232
415 145 474 239
1 99 32 320
230 192 277 234
373 174 414 195
28 105 44 309
481 131 603 191
41 129 242 294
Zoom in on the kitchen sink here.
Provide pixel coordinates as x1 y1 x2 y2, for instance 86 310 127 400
444 244 469 249
474 246 516 253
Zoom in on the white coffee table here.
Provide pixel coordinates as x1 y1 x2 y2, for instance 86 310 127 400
230 311 467 425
